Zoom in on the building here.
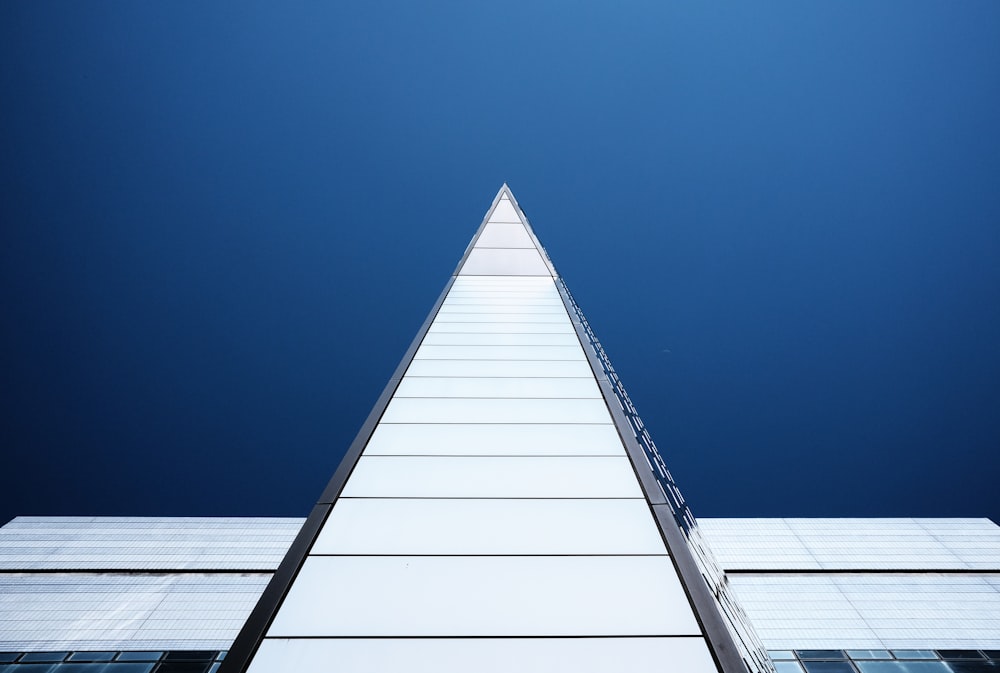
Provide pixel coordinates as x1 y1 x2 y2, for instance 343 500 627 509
1 187 998 673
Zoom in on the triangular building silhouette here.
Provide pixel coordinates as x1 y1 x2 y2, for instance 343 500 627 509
221 185 770 673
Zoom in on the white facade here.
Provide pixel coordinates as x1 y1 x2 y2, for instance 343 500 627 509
1 516 999 667
0 517 298 652
240 186 721 673
699 518 1000 651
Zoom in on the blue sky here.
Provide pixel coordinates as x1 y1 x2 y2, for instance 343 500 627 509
2 1 999 524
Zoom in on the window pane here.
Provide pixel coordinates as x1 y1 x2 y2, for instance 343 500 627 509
105 664 155 673
775 663 806 673
856 663 950 673
20 653 68 663
115 653 163 662
802 663 855 673
937 652 985 660
848 651 892 660
799 651 848 660
68 653 116 662
893 652 939 661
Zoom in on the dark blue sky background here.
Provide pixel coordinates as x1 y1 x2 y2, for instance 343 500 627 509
2 2 999 525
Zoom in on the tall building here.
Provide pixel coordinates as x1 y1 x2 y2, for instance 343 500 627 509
218 184 766 673
1 187 998 673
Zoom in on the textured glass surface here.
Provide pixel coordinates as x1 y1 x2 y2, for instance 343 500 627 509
699 518 1000 571
726 573 1000 649
362 423 626 456
313 498 666 555
247 637 718 673
0 574 269 651
267 555 700 636
893 652 940 660
393 376 600 399
340 456 643 498
0 518 301 571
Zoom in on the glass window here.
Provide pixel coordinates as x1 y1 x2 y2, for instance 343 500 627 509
11 666 57 673
68 653 117 662
946 664 1000 673
162 652 216 662
893 652 939 660
20 653 68 663
775 663 806 673
153 664 213 673
848 651 893 660
105 664 154 673
115 653 163 662
53 665 109 673
215 653 227 661
984 653 1000 660
937 652 985 660
799 651 848 661
802 663 856 673
770 652 798 661
856 663 950 673
0 655 18 663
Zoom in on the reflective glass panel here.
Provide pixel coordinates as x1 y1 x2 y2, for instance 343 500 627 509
802 663 855 673
775 664 806 673
856 664 950 673
115 653 163 662
848 652 893 661
20 653 68 662
893 653 939 661
937 652 985 660
799 652 848 661
53 665 108 673
68 653 117 662
945 664 1000 673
